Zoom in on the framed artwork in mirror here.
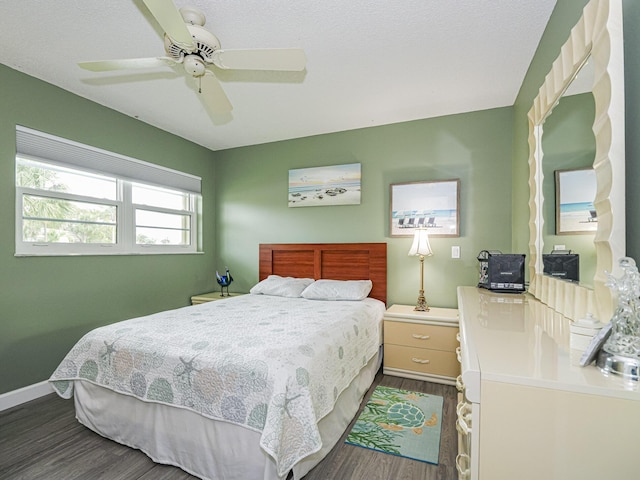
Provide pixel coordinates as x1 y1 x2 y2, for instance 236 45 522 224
555 167 597 234
390 179 460 237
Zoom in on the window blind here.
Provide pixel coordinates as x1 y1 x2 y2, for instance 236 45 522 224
16 126 201 194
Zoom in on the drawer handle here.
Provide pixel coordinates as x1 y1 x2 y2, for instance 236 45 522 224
456 400 472 417
411 357 430 364
411 334 430 340
456 416 472 436
456 411 472 434
455 453 471 478
456 406 473 429
456 418 467 436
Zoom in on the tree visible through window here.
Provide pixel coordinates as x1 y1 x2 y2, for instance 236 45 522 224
17 159 117 245
16 157 199 255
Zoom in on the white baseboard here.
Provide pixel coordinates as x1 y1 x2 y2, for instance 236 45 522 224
0 380 54 412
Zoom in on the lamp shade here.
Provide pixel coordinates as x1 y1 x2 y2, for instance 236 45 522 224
408 228 433 257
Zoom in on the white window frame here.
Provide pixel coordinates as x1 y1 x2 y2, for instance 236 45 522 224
15 126 202 256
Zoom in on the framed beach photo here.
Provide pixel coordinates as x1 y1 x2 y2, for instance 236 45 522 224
555 168 597 234
390 179 460 237
288 163 361 207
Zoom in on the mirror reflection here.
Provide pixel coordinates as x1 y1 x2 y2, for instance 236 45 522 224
540 58 596 287
528 0 625 322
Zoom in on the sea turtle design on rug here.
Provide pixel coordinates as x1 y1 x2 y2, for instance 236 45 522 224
378 401 438 435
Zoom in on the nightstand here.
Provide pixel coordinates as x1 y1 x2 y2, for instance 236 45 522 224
383 304 460 385
191 292 244 305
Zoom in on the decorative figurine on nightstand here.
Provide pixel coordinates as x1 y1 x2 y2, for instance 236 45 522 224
216 266 234 297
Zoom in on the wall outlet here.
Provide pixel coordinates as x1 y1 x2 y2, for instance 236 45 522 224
452 246 461 259
554 244 566 251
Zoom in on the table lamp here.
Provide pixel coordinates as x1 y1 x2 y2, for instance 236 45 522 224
408 228 433 311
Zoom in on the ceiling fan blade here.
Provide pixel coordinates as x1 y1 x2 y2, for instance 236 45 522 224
212 48 306 71
78 57 177 72
142 0 195 50
199 71 233 114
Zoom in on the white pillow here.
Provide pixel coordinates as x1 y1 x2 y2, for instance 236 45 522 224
301 279 372 301
249 275 315 297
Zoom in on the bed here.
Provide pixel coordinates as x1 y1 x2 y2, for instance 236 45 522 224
49 242 387 480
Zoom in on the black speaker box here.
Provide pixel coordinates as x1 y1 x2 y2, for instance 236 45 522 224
477 251 526 292
543 253 579 282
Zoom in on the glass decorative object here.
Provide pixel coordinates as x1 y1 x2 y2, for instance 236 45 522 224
597 257 640 380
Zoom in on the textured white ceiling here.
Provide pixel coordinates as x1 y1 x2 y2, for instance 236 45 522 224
0 0 556 151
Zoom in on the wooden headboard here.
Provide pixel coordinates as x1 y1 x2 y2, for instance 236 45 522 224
259 243 387 304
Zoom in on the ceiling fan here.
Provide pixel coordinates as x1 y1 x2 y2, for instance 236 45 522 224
79 0 306 115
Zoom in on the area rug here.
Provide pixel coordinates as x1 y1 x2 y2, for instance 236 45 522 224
345 385 444 464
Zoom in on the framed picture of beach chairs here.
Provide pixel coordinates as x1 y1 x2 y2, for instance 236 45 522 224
390 179 460 237
555 167 597 234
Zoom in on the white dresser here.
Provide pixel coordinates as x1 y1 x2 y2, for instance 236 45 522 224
456 286 640 480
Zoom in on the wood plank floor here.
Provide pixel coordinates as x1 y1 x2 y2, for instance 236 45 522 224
0 372 458 480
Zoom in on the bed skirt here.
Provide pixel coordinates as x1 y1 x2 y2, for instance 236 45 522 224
73 349 382 480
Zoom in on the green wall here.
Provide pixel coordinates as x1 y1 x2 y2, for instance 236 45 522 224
623 1 640 261
0 64 217 394
213 108 514 308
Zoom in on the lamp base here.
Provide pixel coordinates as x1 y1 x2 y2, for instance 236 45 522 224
414 289 430 312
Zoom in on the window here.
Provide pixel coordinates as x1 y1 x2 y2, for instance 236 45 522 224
15 126 202 256
132 183 192 246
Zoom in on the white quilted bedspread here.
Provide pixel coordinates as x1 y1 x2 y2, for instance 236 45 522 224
50 294 384 476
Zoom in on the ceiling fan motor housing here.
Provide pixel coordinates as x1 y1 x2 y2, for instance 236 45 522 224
164 24 221 64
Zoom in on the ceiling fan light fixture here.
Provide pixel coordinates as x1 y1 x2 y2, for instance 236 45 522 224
183 55 206 76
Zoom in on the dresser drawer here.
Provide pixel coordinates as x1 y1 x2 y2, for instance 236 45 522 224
385 344 461 378
384 320 459 351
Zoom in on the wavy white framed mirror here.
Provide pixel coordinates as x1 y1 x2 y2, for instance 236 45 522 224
528 0 625 322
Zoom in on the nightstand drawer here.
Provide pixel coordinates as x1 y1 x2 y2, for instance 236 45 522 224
385 344 460 378
384 320 459 351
